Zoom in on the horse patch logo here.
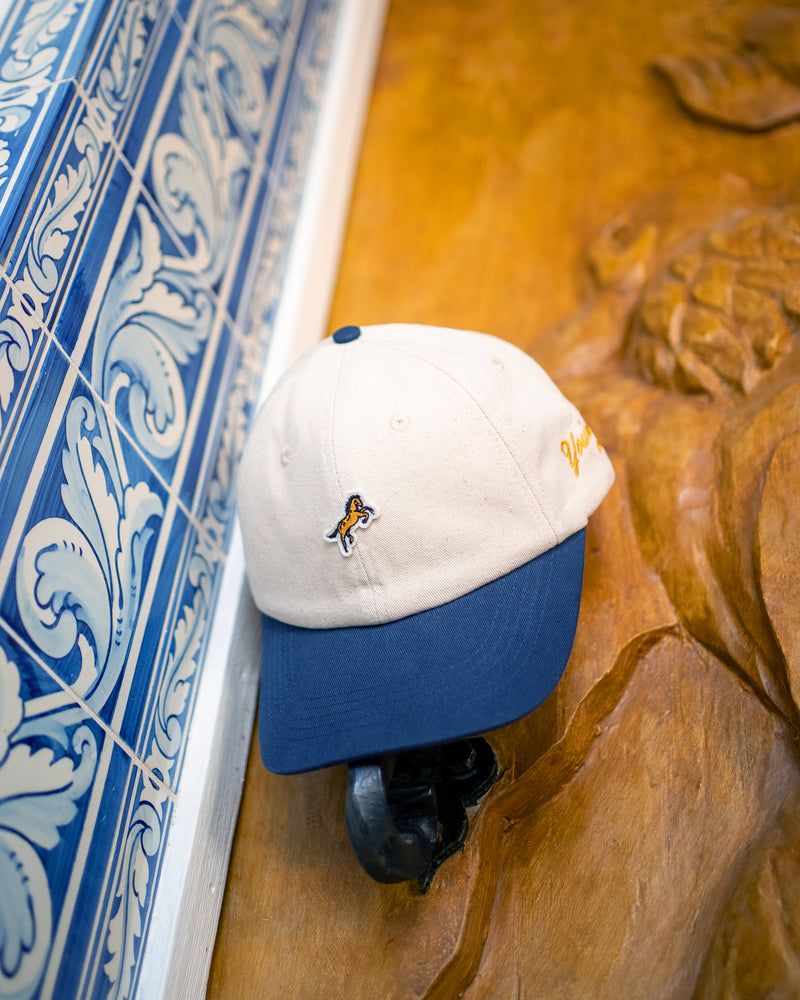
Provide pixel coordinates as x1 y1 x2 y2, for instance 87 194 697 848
325 494 378 556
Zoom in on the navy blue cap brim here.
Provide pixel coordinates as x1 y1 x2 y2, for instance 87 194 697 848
258 528 586 774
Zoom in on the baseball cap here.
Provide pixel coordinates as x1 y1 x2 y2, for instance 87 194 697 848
237 323 614 774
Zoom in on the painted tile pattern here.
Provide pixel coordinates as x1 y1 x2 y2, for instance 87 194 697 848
0 0 340 996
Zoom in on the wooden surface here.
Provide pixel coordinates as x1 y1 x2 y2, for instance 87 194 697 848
208 1 800 997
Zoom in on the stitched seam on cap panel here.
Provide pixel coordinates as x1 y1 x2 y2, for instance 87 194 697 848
328 343 346 496
329 340 381 622
383 343 560 545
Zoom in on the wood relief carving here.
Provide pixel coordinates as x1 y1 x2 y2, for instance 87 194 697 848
633 208 800 396
208 3 800 997
476 209 800 998
656 6 800 131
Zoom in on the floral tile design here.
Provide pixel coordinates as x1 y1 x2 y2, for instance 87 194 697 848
50 758 176 1000
186 0 295 152
0 624 156 1000
0 0 343 997
0 278 60 468
0 0 110 254
76 0 175 148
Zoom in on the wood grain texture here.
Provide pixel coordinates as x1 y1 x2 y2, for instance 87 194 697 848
208 1 800 996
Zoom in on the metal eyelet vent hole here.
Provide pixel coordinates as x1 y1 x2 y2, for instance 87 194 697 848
389 414 409 432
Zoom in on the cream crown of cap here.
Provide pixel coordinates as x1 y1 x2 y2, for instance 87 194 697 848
238 323 615 630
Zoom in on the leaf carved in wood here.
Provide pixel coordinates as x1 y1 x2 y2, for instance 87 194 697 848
656 5 800 131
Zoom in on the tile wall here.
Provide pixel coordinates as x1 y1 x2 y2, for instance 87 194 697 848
0 0 341 996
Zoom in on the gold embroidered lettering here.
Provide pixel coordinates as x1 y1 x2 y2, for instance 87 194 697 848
560 420 602 477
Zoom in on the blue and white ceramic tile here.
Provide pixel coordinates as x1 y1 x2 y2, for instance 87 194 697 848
0 623 157 1000
231 0 338 365
0 0 111 254
54 760 176 1000
0 0 342 996
76 0 175 148
177 0 296 158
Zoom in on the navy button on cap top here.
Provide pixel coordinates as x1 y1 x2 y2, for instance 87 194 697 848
332 325 361 344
